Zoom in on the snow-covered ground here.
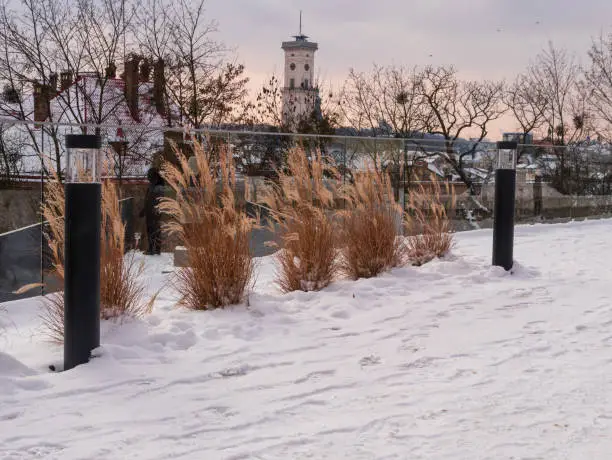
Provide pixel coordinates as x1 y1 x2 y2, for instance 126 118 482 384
2 220 612 459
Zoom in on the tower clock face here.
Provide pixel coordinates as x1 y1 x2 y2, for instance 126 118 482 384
290 63 296 71
304 64 310 71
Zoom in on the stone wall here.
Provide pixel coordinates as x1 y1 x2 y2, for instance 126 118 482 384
471 182 612 220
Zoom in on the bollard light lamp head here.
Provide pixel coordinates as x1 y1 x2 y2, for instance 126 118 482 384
496 141 518 170
65 134 102 183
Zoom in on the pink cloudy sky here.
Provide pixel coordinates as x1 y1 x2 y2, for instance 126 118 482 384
207 0 612 138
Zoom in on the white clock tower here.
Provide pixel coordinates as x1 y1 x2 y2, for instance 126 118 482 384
281 13 318 127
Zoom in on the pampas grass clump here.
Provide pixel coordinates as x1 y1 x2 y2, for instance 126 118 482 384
261 147 339 292
159 139 255 310
41 172 153 343
405 175 456 266
338 167 406 279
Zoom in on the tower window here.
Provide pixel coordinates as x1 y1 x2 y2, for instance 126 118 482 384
290 63 296 71
304 79 309 89
304 64 310 71
290 78 295 89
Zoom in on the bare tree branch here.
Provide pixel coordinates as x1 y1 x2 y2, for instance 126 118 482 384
503 74 548 139
528 42 588 145
418 65 504 192
585 32 612 141
137 0 247 129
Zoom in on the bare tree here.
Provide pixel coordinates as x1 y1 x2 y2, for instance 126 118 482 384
0 0 67 175
234 75 290 175
340 65 429 137
339 68 379 135
57 0 154 181
527 43 595 194
339 65 438 198
243 75 285 128
585 32 612 141
504 74 548 141
528 42 588 145
242 73 338 132
418 65 505 194
138 0 248 130
0 0 145 178
0 122 26 183
69 0 134 125
235 74 338 176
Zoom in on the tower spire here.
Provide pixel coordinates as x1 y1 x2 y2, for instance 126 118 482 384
293 11 308 41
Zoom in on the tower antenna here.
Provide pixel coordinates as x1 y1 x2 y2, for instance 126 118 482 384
292 10 308 40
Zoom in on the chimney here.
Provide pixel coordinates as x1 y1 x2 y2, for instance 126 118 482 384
153 58 166 117
60 70 73 92
33 81 50 122
106 62 117 79
48 73 58 94
140 59 151 82
124 55 140 120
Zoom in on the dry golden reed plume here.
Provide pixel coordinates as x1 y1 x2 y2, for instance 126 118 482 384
261 147 339 292
337 165 406 279
405 174 456 266
99 181 155 321
42 168 65 281
158 137 255 309
39 167 67 343
40 166 154 343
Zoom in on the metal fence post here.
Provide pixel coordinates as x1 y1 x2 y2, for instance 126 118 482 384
402 141 408 213
40 149 45 297
120 198 134 251
343 137 347 184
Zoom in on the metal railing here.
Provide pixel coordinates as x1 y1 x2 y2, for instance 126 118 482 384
0 197 135 303
1 119 612 302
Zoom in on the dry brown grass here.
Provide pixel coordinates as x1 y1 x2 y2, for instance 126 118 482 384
337 167 406 279
40 172 153 343
405 175 456 266
39 169 67 342
100 181 154 320
261 147 339 292
159 138 255 310
42 169 65 281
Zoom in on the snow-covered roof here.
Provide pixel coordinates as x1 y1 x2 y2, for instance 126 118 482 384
1 75 172 175
463 167 489 180
516 164 538 170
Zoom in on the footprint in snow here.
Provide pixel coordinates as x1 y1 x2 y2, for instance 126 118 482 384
359 355 381 367
218 365 250 378
331 309 350 319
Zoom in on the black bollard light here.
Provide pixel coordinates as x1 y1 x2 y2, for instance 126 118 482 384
64 134 102 371
492 141 518 271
